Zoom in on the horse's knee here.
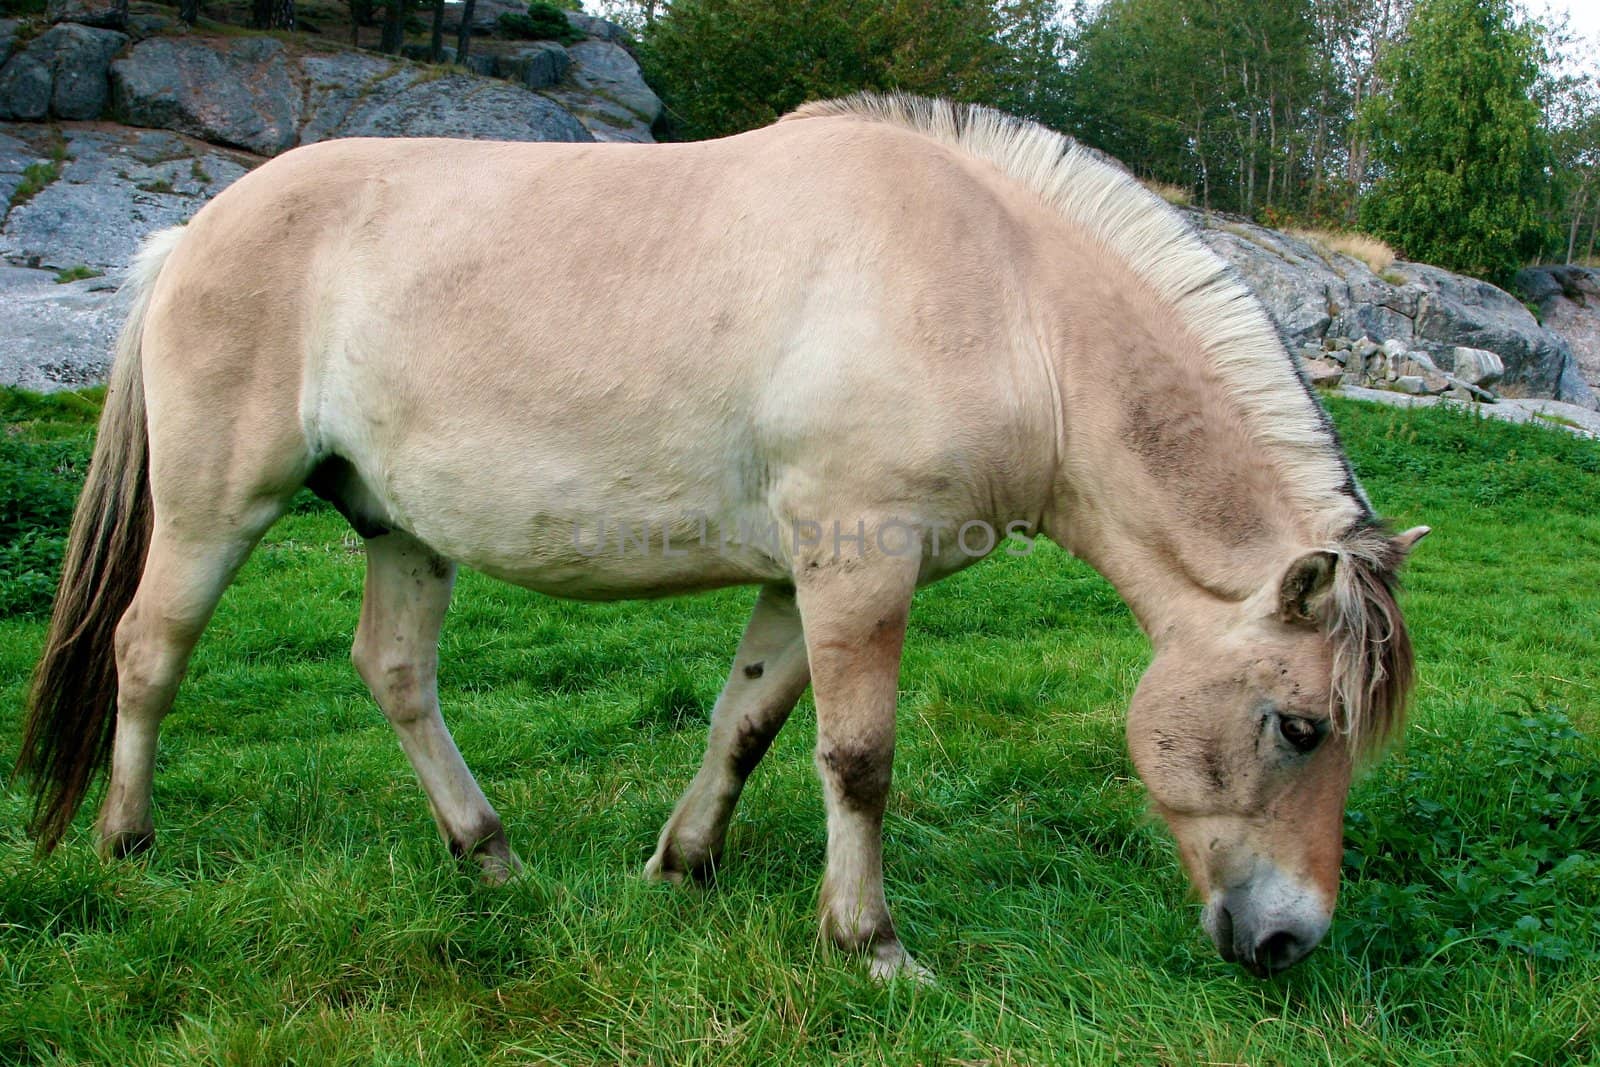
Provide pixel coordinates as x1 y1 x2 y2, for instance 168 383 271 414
816 739 893 813
351 638 430 724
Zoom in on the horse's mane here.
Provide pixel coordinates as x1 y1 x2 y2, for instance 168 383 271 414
786 94 1412 757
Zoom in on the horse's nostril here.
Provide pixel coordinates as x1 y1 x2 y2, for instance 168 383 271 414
1254 929 1308 974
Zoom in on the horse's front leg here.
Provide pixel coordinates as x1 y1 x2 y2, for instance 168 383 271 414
646 583 810 881
795 539 927 981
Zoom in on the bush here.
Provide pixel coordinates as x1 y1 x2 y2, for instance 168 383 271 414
497 1 581 43
0 434 88 617
1338 705 1600 965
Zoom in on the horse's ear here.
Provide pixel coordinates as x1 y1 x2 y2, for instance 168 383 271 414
1278 550 1338 626
1391 525 1430 558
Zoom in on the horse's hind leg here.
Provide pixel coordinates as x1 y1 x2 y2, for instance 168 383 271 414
99 519 279 857
645 584 810 882
353 530 520 884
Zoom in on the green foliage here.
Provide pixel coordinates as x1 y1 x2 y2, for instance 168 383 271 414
1358 0 1555 283
51 266 103 284
8 162 61 210
0 0 46 14
497 0 582 42
639 0 1016 140
0 391 99 617
1066 0 1324 216
1340 705 1600 965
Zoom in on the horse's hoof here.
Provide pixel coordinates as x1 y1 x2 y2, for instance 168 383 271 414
867 942 935 985
475 847 523 887
642 850 687 884
97 827 154 860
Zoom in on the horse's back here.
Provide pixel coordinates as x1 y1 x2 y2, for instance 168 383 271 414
141 121 1062 594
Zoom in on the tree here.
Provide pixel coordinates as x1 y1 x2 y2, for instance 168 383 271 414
379 0 407 53
1066 0 1322 216
1357 0 1553 282
641 0 1010 141
250 0 294 29
456 0 477 63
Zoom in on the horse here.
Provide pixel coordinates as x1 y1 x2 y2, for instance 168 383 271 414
15 94 1425 979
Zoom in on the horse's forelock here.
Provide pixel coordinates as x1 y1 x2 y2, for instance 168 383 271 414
1327 523 1413 761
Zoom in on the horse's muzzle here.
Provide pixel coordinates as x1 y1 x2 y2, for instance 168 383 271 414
1203 871 1331 977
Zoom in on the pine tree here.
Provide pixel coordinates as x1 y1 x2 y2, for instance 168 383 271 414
1357 0 1552 282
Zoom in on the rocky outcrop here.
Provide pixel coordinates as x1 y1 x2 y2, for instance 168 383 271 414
1194 212 1597 409
111 37 299 156
1 10 651 145
542 39 660 143
1 126 249 272
1517 266 1600 397
298 51 589 144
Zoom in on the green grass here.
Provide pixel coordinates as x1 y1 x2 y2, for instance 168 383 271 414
1 391 1597 1064
52 266 104 285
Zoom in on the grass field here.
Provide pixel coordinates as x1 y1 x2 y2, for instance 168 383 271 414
2 389 1598 1065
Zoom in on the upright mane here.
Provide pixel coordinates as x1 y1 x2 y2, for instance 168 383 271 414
786 93 1412 756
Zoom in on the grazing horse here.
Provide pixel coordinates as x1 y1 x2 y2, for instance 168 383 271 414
16 94 1424 979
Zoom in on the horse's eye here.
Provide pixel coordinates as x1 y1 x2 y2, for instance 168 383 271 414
1278 715 1323 753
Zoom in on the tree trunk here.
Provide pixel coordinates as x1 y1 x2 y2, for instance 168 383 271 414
179 0 198 23
251 0 293 29
455 0 475 64
429 0 444 60
380 0 405 53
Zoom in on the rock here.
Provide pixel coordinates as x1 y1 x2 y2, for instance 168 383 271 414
1445 376 1497 403
1302 358 1344 388
1450 345 1504 387
1380 337 1408 359
0 52 52 121
400 43 456 63
47 0 127 31
1517 265 1600 397
1391 375 1430 395
564 11 630 43
34 23 129 120
463 52 496 76
1326 335 1352 351
1 19 18 67
124 12 176 38
1 127 246 271
0 128 39 208
1396 350 1440 377
0 264 122 392
542 39 660 142
502 40 568 89
111 37 301 156
438 0 523 34
1324 348 1350 366
1192 210 1595 408
300 55 590 144
1406 262 1593 408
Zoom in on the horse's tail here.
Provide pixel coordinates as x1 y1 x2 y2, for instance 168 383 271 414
13 227 185 853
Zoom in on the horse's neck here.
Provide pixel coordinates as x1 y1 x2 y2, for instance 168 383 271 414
1039 277 1362 641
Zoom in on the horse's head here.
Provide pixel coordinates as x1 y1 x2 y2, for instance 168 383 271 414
1126 523 1428 976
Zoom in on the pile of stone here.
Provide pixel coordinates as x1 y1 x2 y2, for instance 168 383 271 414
1296 336 1506 403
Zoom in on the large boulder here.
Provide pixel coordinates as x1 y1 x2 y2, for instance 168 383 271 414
301 52 591 144
501 40 569 90
111 37 300 156
563 11 630 44
1517 265 1600 396
542 39 659 142
0 51 52 121
47 0 127 30
36 23 128 120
